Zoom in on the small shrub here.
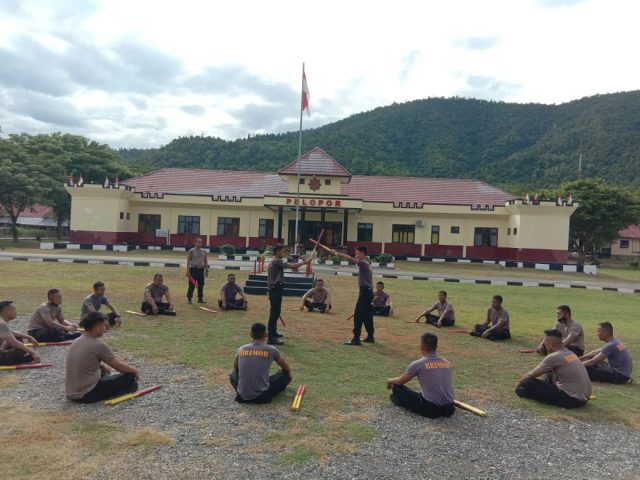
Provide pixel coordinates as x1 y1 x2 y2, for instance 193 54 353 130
630 260 640 270
220 244 236 256
330 255 342 263
375 253 393 264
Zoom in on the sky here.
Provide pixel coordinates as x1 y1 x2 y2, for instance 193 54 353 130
0 0 638 148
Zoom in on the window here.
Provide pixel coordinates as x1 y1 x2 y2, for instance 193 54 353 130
431 225 440 245
325 179 331 185
259 219 274 238
217 217 240 237
357 223 373 242
507 227 511 235
138 214 161 233
299 178 305 184
119 212 124 220
392 224 415 244
126 213 130 220
513 228 518 236
450 226 460 234
178 215 200 235
620 239 630 248
474 227 498 247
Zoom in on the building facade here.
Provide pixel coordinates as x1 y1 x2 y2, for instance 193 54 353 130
66 147 576 262
610 225 640 257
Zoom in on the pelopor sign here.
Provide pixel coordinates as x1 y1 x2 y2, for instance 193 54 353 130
286 198 342 207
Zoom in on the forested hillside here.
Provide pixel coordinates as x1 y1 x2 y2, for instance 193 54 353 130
119 91 640 188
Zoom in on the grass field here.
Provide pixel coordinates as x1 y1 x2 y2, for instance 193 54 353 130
1 261 638 439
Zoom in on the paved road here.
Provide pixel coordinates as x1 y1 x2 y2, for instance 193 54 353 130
1 251 638 291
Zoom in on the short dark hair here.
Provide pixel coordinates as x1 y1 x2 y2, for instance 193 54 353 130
376 281 384 287
492 295 503 303
356 246 367 255
47 288 60 298
153 273 163 280
557 305 571 316
438 290 447 297
93 281 105 290
598 321 613 335
317 278 324 283
0 300 14 313
251 322 267 340
421 332 438 351
544 328 563 339
273 243 284 253
83 311 108 330
227 273 236 279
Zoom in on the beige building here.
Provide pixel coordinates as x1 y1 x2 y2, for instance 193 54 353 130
66 147 577 262
611 225 640 257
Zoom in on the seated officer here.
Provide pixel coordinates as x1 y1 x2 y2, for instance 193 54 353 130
27 289 81 342
469 295 510 340
141 273 176 316
66 312 139 403
218 274 248 310
372 281 393 316
516 329 592 409
414 290 455 327
581 321 633 384
0 300 41 365
536 305 584 357
387 332 455 418
80 281 121 327
299 278 331 313
229 322 292 403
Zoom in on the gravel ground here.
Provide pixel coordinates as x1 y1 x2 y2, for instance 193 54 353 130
3 317 640 480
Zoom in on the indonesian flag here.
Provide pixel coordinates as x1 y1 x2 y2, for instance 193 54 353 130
77 175 84 186
69 175 75 187
114 175 119 188
104 176 110 188
301 64 310 116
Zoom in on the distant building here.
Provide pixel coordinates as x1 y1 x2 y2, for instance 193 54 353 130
0 204 66 231
611 225 640 257
65 147 577 262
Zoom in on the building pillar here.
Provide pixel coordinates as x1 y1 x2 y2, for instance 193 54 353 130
343 209 349 246
277 207 283 242
320 208 326 224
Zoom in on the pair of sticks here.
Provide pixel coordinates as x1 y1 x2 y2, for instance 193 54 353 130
291 384 306 412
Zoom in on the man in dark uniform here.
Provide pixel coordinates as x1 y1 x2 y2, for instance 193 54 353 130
267 244 307 346
330 246 374 346
186 237 209 304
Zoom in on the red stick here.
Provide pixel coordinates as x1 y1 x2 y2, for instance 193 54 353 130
346 314 354 322
279 315 287 327
136 385 162 396
446 329 471 334
519 349 537 353
253 259 257 275
0 363 53 371
188 275 199 288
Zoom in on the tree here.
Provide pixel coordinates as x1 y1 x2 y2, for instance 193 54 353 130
564 178 640 265
0 136 51 240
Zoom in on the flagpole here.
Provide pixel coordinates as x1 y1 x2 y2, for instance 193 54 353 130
294 62 304 255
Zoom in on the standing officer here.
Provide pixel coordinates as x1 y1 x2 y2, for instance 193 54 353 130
186 237 209 304
267 244 307 346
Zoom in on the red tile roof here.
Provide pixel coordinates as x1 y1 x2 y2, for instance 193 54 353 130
344 176 515 207
0 204 52 218
278 147 352 178
122 168 515 206
619 224 640 239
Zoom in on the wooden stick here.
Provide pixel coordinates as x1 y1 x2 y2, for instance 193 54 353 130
0 363 53 371
309 238 333 253
519 348 537 354
199 306 218 314
454 400 487 417
125 310 148 317
291 384 303 411
279 315 287 327
104 385 162 406
345 314 354 322
446 329 471 334
292 384 306 412
24 341 73 347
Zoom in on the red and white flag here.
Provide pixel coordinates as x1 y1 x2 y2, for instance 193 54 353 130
114 175 119 188
69 175 75 187
104 176 110 188
301 64 310 116
77 175 84 186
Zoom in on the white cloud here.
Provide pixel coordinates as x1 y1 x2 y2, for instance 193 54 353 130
0 0 638 147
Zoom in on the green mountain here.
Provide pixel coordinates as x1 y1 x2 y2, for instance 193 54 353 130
118 91 640 189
